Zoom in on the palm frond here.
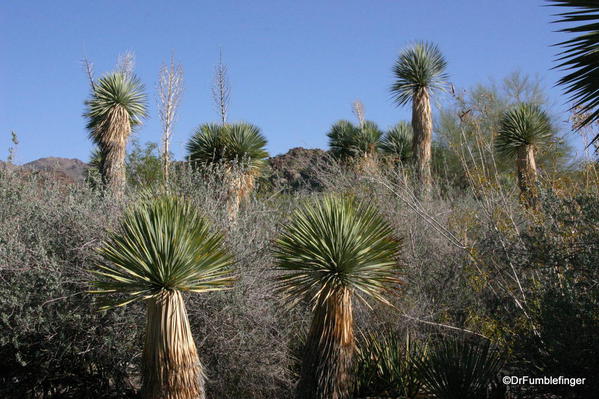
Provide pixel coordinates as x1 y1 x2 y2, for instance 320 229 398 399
495 103 553 157
549 0 599 140
274 195 402 309
186 122 268 172
84 72 147 146
91 195 234 308
381 121 413 162
391 41 449 106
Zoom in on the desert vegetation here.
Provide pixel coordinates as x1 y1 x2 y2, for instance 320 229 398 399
1 1 598 399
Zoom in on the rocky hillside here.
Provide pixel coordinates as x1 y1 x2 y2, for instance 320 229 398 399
266 147 329 191
1 157 88 184
22 157 88 183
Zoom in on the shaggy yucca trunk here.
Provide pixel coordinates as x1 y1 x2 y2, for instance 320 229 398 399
297 289 354 399
355 148 379 176
102 141 127 194
100 106 131 195
225 169 255 223
142 290 205 399
411 89 433 195
516 145 538 207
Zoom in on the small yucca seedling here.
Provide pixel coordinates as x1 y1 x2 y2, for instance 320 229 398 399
91 195 234 399
274 195 402 399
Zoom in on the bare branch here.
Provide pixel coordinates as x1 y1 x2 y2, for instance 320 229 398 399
81 56 95 90
158 55 184 183
212 50 231 125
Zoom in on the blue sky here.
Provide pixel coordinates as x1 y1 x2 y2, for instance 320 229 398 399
0 0 585 163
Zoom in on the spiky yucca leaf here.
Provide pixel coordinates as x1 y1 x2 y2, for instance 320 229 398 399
328 120 360 159
186 122 268 172
84 72 147 146
549 0 599 139
91 195 234 308
412 337 506 399
495 103 553 158
391 41 448 106
381 121 413 162
327 120 383 159
274 195 402 308
354 330 425 398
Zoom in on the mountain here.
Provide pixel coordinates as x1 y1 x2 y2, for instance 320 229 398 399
22 157 88 183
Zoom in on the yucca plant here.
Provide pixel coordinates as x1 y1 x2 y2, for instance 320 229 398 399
327 120 383 173
186 122 268 219
91 195 234 399
495 103 553 205
274 195 402 399
412 337 506 399
391 41 448 193
549 0 599 145
381 121 413 165
84 72 147 194
354 330 425 399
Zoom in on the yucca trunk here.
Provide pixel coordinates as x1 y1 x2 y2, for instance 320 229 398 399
411 88 433 194
225 169 255 223
356 151 379 176
296 289 354 399
102 142 127 194
516 145 538 207
142 289 205 399
100 106 131 195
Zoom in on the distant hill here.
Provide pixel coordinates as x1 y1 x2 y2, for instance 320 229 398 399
0 157 88 185
23 157 88 183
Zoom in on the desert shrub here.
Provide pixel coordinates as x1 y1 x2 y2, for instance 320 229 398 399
501 191 599 398
125 139 163 188
0 266 141 398
0 171 142 398
183 186 300 398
